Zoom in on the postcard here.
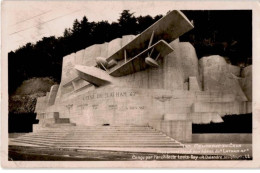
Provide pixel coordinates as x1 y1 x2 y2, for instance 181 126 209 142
1 0 260 168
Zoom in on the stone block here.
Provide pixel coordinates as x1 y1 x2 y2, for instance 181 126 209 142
179 42 199 83
148 120 192 142
75 49 85 65
191 112 223 124
195 91 236 102
100 43 108 58
107 38 122 58
35 96 47 113
61 53 76 82
122 35 135 47
199 55 249 102
36 112 59 120
32 124 43 132
227 64 241 76
83 44 102 66
47 85 59 106
241 65 252 101
39 118 57 124
163 113 188 120
192 101 249 114
161 120 192 142
72 79 89 91
189 76 200 91
44 112 59 119
55 118 70 124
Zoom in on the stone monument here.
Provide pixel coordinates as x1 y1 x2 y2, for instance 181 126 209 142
29 10 252 144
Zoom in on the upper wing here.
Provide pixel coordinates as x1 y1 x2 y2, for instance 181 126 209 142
108 40 173 77
106 10 194 62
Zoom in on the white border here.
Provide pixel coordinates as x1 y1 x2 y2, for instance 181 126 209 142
1 0 260 168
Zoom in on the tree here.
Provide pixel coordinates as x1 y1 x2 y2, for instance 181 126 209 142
154 15 163 22
136 15 154 33
63 28 72 37
118 10 137 35
72 19 81 34
92 21 111 43
79 16 95 48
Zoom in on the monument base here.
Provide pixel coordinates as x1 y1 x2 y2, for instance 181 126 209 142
33 112 76 131
149 120 192 142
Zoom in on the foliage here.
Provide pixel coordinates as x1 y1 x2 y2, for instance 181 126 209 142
9 77 57 113
181 10 252 65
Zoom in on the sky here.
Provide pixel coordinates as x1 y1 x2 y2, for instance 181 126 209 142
3 1 178 52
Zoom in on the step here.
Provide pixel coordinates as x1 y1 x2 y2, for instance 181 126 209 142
12 137 176 142
30 129 157 133
33 123 76 130
37 126 151 128
11 126 183 148
12 139 178 144
11 135 179 143
40 125 150 127
34 127 154 130
20 134 167 139
11 138 179 144
34 127 152 131
16 135 171 140
24 131 162 135
11 140 183 148
38 118 70 124
15 136 169 141
37 112 59 119
27 132 161 136
44 123 76 126
11 139 181 146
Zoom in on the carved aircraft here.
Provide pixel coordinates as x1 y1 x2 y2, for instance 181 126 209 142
75 10 194 86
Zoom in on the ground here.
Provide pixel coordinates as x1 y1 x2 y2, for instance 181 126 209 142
8 144 252 161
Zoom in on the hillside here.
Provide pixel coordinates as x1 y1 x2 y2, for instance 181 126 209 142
9 77 57 114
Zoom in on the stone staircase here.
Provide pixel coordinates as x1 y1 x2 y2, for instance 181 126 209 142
10 126 184 148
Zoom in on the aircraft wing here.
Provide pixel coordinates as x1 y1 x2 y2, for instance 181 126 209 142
108 40 173 77
75 65 112 86
106 10 193 62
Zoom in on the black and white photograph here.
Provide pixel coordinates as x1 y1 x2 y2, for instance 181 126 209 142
1 0 260 168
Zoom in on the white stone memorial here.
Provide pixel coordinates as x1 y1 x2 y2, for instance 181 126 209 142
12 10 252 147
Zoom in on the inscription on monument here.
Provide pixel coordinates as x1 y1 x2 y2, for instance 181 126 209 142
92 104 98 110
82 91 137 100
108 105 118 110
154 95 172 102
77 104 88 114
